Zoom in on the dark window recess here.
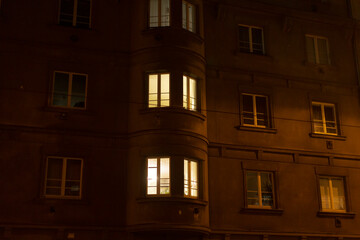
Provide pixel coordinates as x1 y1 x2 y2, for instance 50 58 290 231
59 0 90 28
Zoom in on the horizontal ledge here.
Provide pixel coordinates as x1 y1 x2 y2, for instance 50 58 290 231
136 197 208 206
309 133 346 141
317 211 355 218
140 107 206 121
235 126 277 134
241 208 284 215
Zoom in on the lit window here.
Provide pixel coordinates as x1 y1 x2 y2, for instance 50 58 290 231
52 71 87 109
182 1 196 32
241 93 269 128
45 157 83 199
59 0 91 28
148 73 170 108
149 0 170 27
184 159 198 198
238 25 264 54
306 35 330 64
147 157 170 195
319 177 346 212
312 102 337 135
183 75 197 111
246 171 274 208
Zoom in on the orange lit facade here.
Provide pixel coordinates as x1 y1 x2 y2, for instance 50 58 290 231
1 0 360 240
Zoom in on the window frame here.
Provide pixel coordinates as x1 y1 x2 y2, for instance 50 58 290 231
183 75 197 111
58 0 92 28
184 159 199 199
238 24 265 55
245 171 275 209
147 72 171 108
44 156 84 199
148 0 171 28
182 0 196 33
311 101 338 135
318 176 347 213
305 34 330 65
240 93 270 128
51 71 88 109
146 157 171 196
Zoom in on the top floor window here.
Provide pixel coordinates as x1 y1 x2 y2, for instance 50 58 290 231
241 93 270 128
149 0 170 27
312 102 337 135
59 0 91 28
238 25 264 55
306 35 330 64
182 1 196 32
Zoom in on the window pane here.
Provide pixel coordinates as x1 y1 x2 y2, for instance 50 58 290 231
53 72 69 107
260 172 272 192
66 159 81 181
256 96 268 127
252 28 263 54
160 73 170 107
246 172 258 191
324 106 335 122
182 1 187 29
149 74 158 108
76 0 91 28
188 4 195 32
262 192 273 207
317 38 329 64
189 78 196 110
160 158 170 194
243 95 254 125
47 158 63 180
183 76 188 108
147 158 157 195
71 74 86 108
160 0 170 26
239 26 250 52
184 160 189 195
332 178 346 210
190 161 198 197
306 36 316 63
59 0 74 26
312 104 322 121
320 178 331 210
149 0 159 27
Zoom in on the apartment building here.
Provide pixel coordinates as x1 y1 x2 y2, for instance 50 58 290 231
1 0 360 240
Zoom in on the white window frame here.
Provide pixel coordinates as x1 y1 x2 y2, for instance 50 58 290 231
182 0 196 32
149 0 170 27
59 0 92 28
311 102 337 135
241 93 269 128
147 157 171 196
238 24 265 54
246 171 275 209
306 35 330 64
319 176 346 212
51 71 88 109
184 159 198 198
44 157 83 199
183 75 197 111
148 73 170 108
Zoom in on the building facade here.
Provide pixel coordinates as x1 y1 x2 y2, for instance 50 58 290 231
1 0 360 240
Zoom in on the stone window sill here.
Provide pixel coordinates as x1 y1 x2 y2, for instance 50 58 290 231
309 133 346 141
235 125 277 134
241 207 284 215
317 211 355 218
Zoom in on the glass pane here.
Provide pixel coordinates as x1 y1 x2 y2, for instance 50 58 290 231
332 178 346 210
260 172 273 193
46 188 61 195
149 0 159 27
183 76 188 108
59 0 74 26
252 28 263 54
314 122 324 133
317 38 329 64
66 159 81 181
246 172 258 191
189 78 196 110
76 0 91 28
262 192 273 207
71 74 86 108
147 158 157 195
182 1 187 29
53 72 69 107
47 180 62 187
160 73 170 107
161 0 170 26
256 96 268 126
320 178 331 210
47 158 63 179
149 74 158 107
184 160 189 195
239 26 250 52
243 95 254 125
306 36 316 63
191 161 198 197
160 158 170 178
188 4 195 32
312 104 322 121
324 106 335 122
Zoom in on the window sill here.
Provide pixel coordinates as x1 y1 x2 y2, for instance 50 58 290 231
36 196 89 205
42 106 93 116
234 50 273 61
137 196 207 206
241 207 284 215
317 211 355 218
141 107 206 121
309 133 346 141
235 125 277 134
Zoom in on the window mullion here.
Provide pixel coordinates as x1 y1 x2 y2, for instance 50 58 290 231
187 77 190 109
321 104 327 134
157 158 160 195
329 178 334 210
73 0 78 26
61 158 67 196
257 173 262 207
